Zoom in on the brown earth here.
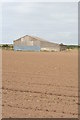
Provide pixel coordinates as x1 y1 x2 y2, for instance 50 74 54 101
2 50 78 118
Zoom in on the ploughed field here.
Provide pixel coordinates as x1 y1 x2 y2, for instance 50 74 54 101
2 50 78 118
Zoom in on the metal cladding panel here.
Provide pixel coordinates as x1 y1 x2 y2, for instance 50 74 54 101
14 45 40 51
40 41 60 51
14 36 40 46
40 41 59 47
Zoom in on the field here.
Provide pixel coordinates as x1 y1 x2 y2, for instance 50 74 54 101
2 50 78 118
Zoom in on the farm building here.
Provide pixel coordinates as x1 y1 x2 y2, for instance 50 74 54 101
13 35 66 51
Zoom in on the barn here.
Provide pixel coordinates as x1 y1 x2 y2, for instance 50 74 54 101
13 35 66 51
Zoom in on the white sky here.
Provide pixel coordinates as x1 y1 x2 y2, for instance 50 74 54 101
1 1 78 45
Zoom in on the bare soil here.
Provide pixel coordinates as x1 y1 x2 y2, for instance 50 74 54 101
2 50 78 118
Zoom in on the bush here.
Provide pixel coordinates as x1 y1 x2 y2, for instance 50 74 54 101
2 44 9 47
66 45 79 49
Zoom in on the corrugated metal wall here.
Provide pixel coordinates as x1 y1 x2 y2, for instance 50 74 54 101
40 41 60 51
14 36 40 51
14 45 40 51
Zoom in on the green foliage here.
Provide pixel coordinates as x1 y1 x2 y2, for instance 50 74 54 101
2 44 9 47
66 45 79 49
1 44 13 50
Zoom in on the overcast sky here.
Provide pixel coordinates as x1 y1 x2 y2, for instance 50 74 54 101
1 2 78 45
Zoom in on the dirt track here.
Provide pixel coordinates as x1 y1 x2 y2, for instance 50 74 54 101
2 50 78 118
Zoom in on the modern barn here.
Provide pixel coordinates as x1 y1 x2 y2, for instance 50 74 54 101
13 35 66 51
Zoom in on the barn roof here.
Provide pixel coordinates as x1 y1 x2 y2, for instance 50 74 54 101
14 35 59 45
